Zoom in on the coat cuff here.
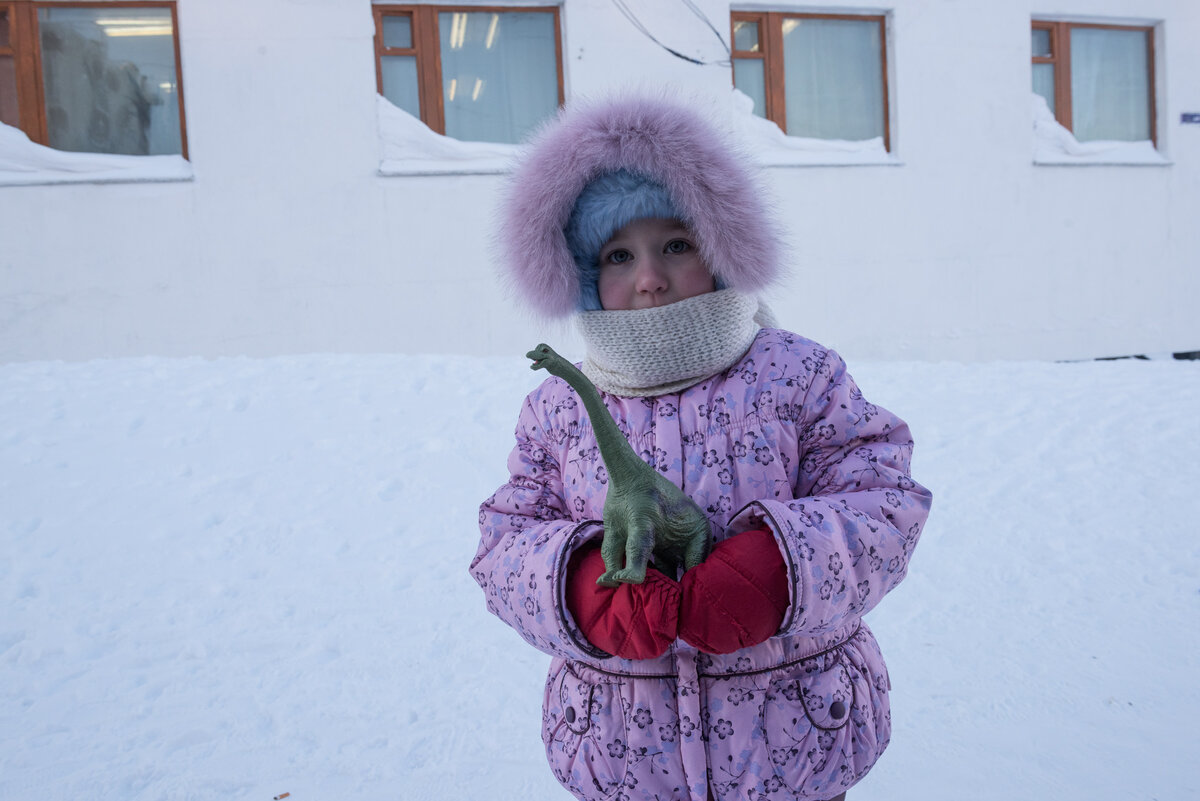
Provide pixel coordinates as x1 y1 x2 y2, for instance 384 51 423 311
554 520 609 658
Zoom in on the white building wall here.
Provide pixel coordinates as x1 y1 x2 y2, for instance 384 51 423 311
0 0 1197 363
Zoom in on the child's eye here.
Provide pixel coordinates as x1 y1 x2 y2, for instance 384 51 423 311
605 249 633 264
665 239 691 254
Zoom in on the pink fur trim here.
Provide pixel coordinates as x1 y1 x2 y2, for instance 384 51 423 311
498 94 783 318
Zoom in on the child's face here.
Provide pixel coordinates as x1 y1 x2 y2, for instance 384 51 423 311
596 218 715 311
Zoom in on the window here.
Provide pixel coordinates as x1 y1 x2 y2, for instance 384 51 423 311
0 1 187 157
731 11 888 149
373 5 563 145
0 6 20 127
1032 21 1155 144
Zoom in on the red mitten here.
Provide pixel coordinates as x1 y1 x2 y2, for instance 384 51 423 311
566 543 680 660
678 529 789 654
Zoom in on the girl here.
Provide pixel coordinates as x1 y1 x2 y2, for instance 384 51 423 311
471 95 932 801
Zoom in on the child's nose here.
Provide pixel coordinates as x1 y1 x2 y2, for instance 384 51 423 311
634 256 669 295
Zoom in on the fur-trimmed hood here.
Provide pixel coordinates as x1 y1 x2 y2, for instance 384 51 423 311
497 94 783 318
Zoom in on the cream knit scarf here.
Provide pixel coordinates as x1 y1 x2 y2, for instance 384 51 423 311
576 289 777 397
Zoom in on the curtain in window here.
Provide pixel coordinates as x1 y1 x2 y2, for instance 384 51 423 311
782 18 883 141
438 11 557 144
37 6 182 155
1070 27 1150 142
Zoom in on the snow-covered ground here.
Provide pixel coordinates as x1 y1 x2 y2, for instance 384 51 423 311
2 353 1198 801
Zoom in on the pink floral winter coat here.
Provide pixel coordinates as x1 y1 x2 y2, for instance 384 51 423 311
472 329 932 801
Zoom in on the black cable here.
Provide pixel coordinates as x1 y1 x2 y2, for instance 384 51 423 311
609 0 730 67
680 0 730 56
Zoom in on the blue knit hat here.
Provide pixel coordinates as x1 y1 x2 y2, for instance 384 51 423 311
564 169 685 311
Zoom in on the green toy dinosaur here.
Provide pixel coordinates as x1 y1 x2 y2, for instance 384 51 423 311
527 343 713 586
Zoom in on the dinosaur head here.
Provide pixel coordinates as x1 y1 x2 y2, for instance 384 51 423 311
526 343 560 372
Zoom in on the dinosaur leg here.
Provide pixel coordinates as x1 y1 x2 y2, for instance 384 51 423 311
606 522 654 585
682 522 713 571
597 525 628 587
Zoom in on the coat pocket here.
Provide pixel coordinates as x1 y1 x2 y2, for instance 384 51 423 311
759 649 861 797
543 661 631 801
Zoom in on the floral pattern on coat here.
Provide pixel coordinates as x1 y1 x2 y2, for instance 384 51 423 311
471 330 932 801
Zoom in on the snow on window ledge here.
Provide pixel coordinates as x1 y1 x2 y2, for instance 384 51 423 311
374 91 901 176
1032 94 1168 166
0 122 192 187
376 95 521 177
729 89 901 168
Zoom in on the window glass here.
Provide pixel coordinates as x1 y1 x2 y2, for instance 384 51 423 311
1031 28 1052 58
732 59 766 118
437 10 558 144
1069 27 1150 141
382 14 412 49
781 17 884 141
380 55 420 117
733 19 760 52
1032 63 1055 115
37 6 182 155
